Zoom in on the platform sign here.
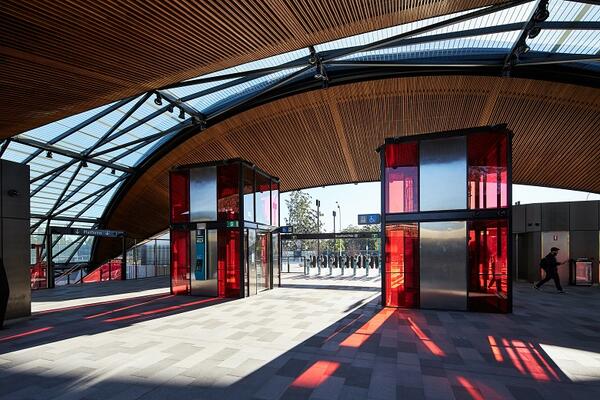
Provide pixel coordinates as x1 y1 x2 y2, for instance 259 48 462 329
358 214 381 225
279 226 294 233
50 227 125 237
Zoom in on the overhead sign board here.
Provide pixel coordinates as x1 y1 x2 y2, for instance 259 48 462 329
358 214 381 225
50 227 125 237
279 226 294 233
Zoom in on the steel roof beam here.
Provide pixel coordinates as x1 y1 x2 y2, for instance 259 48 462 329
11 137 134 173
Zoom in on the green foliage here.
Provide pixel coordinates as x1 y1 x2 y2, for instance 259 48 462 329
283 191 322 251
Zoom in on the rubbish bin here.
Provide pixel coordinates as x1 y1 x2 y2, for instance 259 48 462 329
572 258 593 286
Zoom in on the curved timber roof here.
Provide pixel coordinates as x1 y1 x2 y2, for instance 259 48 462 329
1 0 599 265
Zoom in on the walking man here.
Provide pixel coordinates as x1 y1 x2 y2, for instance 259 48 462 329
534 247 568 293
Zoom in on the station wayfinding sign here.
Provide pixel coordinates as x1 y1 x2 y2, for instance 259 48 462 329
279 226 294 233
50 227 125 237
358 214 381 225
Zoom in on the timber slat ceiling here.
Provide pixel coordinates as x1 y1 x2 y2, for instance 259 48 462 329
0 0 506 137
94 75 600 263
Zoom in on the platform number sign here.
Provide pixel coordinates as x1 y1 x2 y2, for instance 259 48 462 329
358 213 381 225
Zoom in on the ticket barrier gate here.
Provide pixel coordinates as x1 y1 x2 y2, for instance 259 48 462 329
302 254 381 276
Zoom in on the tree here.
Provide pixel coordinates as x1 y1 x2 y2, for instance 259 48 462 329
283 191 322 251
340 224 380 255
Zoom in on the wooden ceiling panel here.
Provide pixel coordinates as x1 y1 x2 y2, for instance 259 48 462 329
93 75 600 263
1 0 507 137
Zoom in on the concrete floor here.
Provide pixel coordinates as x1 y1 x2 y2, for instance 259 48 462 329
1 274 599 400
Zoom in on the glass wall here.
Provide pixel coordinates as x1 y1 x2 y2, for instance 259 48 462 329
385 223 419 308
468 219 509 312
243 166 255 222
218 229 241 298
255 173 271 225
271 180 279 227
385 142 418 213
217 163 239 220
468 132 508 209
171 229 190 295
170 170 190 224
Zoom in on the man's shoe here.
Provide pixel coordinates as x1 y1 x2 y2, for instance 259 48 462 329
533 284 541 291
558 290 567 294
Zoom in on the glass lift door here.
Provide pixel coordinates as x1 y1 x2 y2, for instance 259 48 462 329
190 227 218 296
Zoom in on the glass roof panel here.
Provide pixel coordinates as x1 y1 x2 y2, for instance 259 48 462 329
195 67 305 113
548 0 600 22
338 31 520 61
529 29 600 54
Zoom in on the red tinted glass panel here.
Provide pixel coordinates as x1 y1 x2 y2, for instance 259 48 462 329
468 219 509 312
170 170 190 223
256 173 271 225
385 223 419 308
271 181 279 227
385 142 418 213
170 229 190 295
468 132 508 209
217 163 240 220
218 229 241 298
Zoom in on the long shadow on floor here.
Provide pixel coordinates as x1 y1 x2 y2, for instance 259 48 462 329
0 292 230 356
2 284 600 399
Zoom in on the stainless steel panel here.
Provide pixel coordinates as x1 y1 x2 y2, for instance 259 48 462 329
420 221 467 310
512 205 526 234
3 218 31 319
190 167 217 222
541 231 569 284
419 136 467 211
569 201 599 231
541 203 569 231
515 232 541 282
1 160 30 220
570 230 599 284
526 204 541 232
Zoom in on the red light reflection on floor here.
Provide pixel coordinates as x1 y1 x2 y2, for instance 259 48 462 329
84 295 174 319
35 293 167 315
0 326 53 342
487 335 504 362
340 308 395 348
291 360 340 389
456 376 484 400
492 337 560 382
407 317 445 356
103 297 219 322
323 314 363 344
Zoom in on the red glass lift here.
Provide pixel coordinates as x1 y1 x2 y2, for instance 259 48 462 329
169 159 280 299
380 125 512 313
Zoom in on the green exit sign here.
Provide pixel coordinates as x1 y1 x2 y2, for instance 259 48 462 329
226 221 239 228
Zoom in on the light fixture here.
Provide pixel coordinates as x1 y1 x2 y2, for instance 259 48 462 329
111 168 116 175
153 92 163 106
533 1 549 23
81 160 88 167
167 104 174 113
178 107 185 119
528 26 541 39
46 151 52 158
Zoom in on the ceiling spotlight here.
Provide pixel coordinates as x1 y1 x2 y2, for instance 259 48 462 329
46 151 52 158
153 92 163 106
528 26 541 39
167 104 174 113
178 107 185 119
81 160 88 167
517 43 530 55
308 45 318 65
111 168 116 175
533 1 549 22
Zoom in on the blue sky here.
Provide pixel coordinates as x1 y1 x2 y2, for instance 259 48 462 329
281 183 600 232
